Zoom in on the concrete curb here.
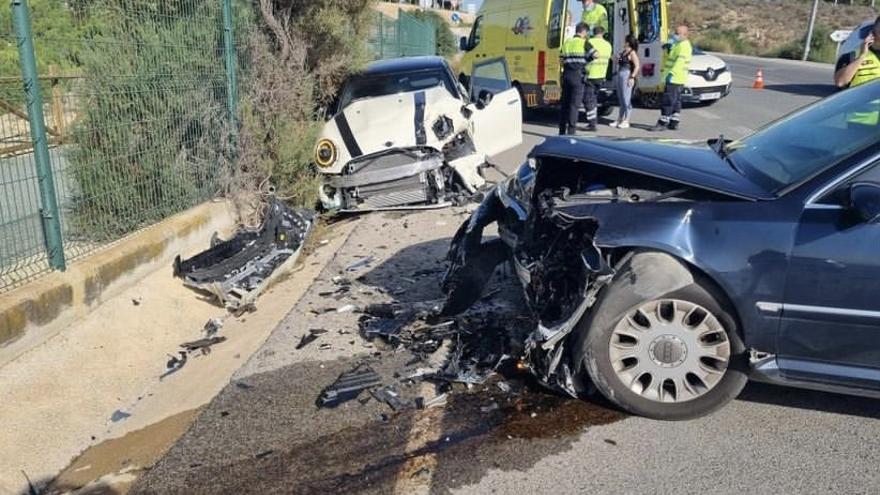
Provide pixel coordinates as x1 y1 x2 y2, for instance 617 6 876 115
0 200 237 368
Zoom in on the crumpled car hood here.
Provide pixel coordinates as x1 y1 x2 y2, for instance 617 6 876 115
318 85 469 174
532 137 775 201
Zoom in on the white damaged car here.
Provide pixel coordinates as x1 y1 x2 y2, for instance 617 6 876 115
314 56 522 212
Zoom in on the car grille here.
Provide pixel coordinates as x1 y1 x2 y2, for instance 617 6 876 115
689 66 727 82
357 174 430 209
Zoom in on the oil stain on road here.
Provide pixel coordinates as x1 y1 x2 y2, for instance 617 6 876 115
129 355 625 495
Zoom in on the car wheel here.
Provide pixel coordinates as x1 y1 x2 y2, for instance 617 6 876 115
574 251 747 420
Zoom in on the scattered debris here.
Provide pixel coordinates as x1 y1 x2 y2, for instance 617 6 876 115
480 402 499 413
233 303 257 317
296 329 327 350
371 384 410 412
317 365 383 408
345 256 375 272
161 351 189 379
497 381 512 394
319 343 332 351
418 393 448 409
131 298 142 306
181 336 227 355
110 410 131 423
203 318 223 337
604 439 618 446
336 304 357 313
174 197 314 309
21 471 38 495
255 450 274 459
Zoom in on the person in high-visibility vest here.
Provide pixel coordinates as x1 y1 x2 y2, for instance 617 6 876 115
559 23 589 135
581 0 608 35
835 16 880 125
650 25 693 131
583 26 612 131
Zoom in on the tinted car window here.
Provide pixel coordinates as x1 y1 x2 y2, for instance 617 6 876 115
728 81 880 192
337 69 458 110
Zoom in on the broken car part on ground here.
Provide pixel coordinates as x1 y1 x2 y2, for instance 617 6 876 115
314 56 522 212
174 197 314 310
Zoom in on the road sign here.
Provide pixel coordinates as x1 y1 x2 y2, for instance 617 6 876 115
831 30 852 43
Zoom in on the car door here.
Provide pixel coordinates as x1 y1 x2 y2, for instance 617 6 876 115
779 158 880 388
469 57 523 159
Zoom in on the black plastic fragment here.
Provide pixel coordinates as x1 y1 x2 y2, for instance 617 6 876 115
371 384 410 412
317 365 383 408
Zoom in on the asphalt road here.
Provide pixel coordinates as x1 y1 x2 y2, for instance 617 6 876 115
131 55 880 495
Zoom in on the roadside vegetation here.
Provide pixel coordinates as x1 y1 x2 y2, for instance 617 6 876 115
671 0 876 63
1 0 374 239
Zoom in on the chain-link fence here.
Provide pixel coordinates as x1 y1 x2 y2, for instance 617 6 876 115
368 9 437 60
0 0 254 291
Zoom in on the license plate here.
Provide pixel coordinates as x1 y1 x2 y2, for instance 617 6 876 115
700 92 721 100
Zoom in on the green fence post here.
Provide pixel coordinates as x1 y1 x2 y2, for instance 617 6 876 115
12 0 65 271
222 0 238 135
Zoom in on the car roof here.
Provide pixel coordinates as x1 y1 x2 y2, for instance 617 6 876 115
360 56 450 76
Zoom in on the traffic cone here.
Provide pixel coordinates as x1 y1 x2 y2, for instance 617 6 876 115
752 68 764 89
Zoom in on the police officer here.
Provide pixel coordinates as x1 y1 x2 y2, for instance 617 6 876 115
559 23 589 135
583 26 612 131
650 25 692 131
581 0 608 34
836 17 880 90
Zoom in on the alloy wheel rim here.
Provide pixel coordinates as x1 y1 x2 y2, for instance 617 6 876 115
608 299 731 403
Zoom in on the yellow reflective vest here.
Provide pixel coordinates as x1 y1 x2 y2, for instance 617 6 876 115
560 36 587 70
849 50 880 125
662 39 692 86
581 3 608 33
587 37 612 80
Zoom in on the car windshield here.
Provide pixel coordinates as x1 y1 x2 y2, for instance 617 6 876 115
337 69 458 110
727 81 880 192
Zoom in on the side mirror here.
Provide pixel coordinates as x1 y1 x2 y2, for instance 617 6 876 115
460 36 469 52
476 89 493 109
848 182 880 224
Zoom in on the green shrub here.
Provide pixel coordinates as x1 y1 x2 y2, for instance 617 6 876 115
67 0 234 239
692 28 759 55
764 24 837 63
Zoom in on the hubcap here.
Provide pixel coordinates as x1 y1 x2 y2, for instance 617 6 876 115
608 299 731 403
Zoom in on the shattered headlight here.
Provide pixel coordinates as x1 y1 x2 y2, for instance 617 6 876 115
433 116 454 140
315 139 337 168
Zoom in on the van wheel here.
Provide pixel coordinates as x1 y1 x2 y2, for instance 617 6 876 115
635 89 661 109
573 251 748 421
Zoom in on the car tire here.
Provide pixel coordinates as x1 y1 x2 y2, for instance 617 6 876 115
573 251 748 420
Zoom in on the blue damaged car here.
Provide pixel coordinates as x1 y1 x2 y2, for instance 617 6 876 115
442 81 880 420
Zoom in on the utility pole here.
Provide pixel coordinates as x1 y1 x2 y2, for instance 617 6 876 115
803 0 820 61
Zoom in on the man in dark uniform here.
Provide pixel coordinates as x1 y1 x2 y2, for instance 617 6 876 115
559 23 589 135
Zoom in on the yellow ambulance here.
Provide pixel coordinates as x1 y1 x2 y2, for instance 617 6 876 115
458 0 668 110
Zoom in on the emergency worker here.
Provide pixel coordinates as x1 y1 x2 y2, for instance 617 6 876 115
583 25 612 131
559 23 589 135
835 16 880 126
650 25 692 131
581 0 608 35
